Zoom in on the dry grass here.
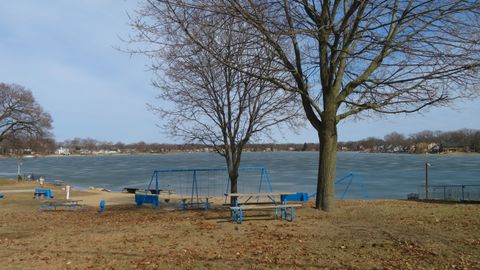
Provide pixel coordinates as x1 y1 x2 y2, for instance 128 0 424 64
0 179 479 269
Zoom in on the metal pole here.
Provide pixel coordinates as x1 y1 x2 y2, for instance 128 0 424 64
17 159 22 182
425 162 429 200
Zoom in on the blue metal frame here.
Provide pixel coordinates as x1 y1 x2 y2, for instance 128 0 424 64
34 188 54 199
307 172 369 200
335 172 368 200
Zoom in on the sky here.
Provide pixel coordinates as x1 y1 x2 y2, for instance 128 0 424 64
0 1 479 144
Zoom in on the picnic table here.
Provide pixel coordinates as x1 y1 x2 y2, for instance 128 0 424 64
39 199 83 211
225 192 302 224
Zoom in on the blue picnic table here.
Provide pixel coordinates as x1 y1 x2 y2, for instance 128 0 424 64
226 192 304 224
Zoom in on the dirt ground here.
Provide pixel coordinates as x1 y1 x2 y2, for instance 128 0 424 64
0 180 479 269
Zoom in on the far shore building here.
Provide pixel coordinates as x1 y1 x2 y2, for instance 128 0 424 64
441 142 466 153
55 147 70 155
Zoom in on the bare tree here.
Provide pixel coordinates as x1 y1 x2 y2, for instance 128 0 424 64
129 2 300 194
384 132 406 146
143 0 480 210
0 83 53 144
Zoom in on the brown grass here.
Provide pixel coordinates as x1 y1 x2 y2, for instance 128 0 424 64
0 179 479 269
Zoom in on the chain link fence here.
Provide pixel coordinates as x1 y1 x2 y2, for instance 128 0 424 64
416 185 480 202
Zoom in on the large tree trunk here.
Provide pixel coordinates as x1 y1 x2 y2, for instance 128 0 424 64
228 170 239 205
316 117 338 211
230 171 239 194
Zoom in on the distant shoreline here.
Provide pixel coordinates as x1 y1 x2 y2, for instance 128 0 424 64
1 150 479 159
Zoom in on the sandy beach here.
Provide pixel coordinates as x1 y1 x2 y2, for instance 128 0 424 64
0 179 479 269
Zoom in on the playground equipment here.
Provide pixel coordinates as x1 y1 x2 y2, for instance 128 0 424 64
137 167 273 209
335 172 368 199
135 194 159 208
99 200 105 212
308 172 368 200
33 188 54 199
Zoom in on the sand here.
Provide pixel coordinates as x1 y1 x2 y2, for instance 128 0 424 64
0 179 479 269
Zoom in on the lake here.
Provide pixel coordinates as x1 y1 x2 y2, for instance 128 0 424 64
0 152 479 199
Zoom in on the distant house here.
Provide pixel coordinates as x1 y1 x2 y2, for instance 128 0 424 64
441 142 465 153
428 143 440 153
55 147 70 155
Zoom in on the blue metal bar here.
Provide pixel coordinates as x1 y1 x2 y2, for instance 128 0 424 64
154 166 267 173
143 172 156 205
354 174 369 199
238 209 243 224
194 170 199 204
335 172 354 184
155 171 158 196
340 177 353 200
264 168 273 193
191 170 196 202
258 168 264 193
145 171 155 194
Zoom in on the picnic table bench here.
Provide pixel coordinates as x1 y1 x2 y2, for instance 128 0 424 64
225 193 303 224
39 199 83 211
123 187 170 195
122 187 139 194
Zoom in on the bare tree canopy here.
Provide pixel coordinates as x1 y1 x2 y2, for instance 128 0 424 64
0 83 53 144
130 0 480 210
129 1 301 193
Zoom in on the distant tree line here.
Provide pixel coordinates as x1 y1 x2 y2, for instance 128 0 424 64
2 129 478 156
54 139 320 154
339 129 480 153
0 137 321 156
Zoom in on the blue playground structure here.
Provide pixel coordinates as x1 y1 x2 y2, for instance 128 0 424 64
335 172 368 199
135 194 159 208
33 188 54 199
99 200 106 212
308 172 368 200
136 167 273 209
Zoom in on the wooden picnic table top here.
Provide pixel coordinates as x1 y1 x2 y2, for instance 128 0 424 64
225 192 296 197
229 204 303 210
43 199 83 204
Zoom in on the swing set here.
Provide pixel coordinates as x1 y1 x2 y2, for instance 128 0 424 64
135 167 273 209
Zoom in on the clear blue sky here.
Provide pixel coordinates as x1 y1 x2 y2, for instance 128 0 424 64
0 1 478 144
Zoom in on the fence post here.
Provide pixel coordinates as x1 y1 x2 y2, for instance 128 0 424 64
462 185 465 201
